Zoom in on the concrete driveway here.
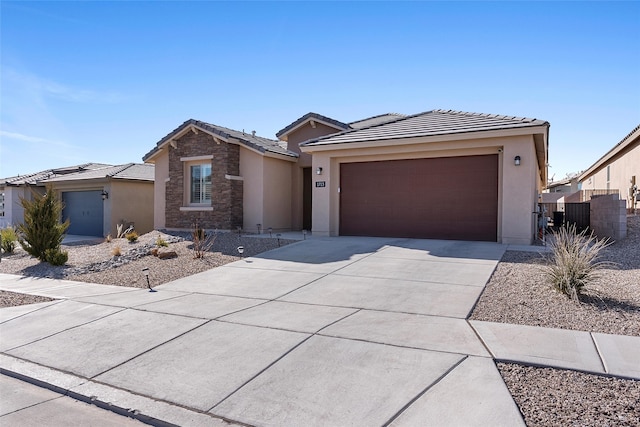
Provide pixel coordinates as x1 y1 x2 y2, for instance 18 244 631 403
0 236 525 426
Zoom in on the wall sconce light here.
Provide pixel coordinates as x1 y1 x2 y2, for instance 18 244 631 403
514 156 521 166
101 190 109 200
316 167 323 175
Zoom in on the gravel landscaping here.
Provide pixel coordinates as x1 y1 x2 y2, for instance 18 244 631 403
470 215 640 336
498 362 640 427
473 215 640 426
0 231 296 290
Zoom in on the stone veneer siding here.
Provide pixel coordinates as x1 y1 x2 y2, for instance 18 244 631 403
165 131 243 230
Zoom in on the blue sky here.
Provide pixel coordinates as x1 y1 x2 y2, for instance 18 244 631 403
1 1 638 182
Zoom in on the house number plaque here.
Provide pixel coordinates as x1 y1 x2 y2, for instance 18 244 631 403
315 181 326 188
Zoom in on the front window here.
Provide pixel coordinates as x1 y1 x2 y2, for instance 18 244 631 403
190 164 211 204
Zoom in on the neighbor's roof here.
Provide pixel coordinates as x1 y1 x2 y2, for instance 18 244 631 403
0 163 112 186
143 119 297 162
578 123 640 181
275 113 350 140
300 109 549 147
42 163 155 183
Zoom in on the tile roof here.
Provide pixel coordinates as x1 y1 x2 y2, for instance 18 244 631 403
0 163 112 186
42 163 154 183
300 109 549 147
275 113 350 139
144 119 298 162
349 113 406 129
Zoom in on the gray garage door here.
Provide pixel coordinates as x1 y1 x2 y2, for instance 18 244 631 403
62 191 104 236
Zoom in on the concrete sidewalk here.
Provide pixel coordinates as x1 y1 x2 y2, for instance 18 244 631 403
1 237 638 426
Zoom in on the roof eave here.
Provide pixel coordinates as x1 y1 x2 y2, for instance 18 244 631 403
578 124 640 182
300 124 550 152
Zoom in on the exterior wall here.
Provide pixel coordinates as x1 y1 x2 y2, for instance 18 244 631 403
263 156 293 232
152 149 169 229
0 187 27 228
580 141 640 211
286 122 343 168
501 136 539 245
110 180 154 236
306 134 541 245
590 194 627 241
240 147 264 232
165 131 243 230
285 122 342 229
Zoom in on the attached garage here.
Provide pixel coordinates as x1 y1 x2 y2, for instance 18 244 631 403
340 155 498 241
300 109 550 245
62 190 104 236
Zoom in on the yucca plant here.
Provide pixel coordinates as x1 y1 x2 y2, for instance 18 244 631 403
544 225 613 301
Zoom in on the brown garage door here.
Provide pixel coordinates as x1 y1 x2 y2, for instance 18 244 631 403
340 155 498 241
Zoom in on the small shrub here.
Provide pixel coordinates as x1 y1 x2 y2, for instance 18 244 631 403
105 234 112 243
116 223 124 238
17 186 69 262
111 245 122 257
544 225 614 301
191 220 216 259
45 248 68 266
125 231 139 243
1 226 17 253
156 235 168 247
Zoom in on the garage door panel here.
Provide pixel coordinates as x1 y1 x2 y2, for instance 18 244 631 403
62 191 104 236
340 155 498 241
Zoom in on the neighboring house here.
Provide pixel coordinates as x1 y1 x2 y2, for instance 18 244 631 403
0 163 154 237
578 124 640 212
145 110 549 245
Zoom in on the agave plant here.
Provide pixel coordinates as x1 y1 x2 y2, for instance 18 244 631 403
544 225 614 301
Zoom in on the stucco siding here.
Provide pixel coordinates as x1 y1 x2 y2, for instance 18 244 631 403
111 180 154 236
581 141 640 209
240 147 264 232
286 122 344 168
262 156 293 232
152 150 169 229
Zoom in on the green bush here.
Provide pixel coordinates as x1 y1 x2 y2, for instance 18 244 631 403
156 235 168 247
45 248 68 266
125 231 139 243
17 186 69 262
1 226 17 253
544 225 613 301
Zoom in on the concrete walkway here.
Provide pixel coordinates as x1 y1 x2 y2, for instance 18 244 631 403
1 237 638 426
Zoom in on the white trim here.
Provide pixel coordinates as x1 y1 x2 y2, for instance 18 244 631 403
180 155 213 162
225 174 244 181
180 206 213 212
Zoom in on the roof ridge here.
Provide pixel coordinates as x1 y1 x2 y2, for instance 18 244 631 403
348 112 406 125
433 109 538 123
276 112 350 138
300 110 434 147
108 163 135 177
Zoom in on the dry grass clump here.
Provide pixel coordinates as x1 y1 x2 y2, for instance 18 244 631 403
545 225 614 301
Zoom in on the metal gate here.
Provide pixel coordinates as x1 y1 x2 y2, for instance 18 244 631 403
564 202 590 232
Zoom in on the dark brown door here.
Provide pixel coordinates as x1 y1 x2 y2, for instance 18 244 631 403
339 155 498 241
303 167 312 231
